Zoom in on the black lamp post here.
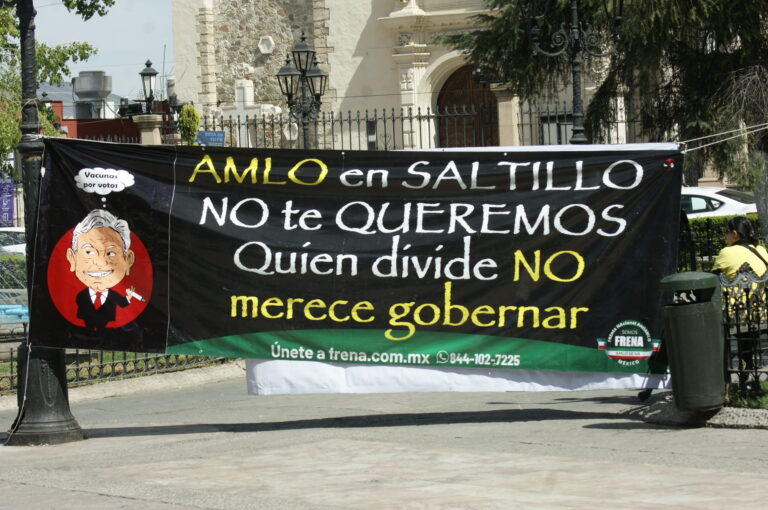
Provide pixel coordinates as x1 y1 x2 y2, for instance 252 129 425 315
140 60 158 114
276 32 328 149
526 0 623 144
4 0 83 446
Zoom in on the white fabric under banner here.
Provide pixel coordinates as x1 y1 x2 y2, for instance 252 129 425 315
246 360 671 395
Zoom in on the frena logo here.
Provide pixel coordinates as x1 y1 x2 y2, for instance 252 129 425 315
596 320 660 366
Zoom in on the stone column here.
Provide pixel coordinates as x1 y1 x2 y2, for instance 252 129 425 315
163 132 183 145
392 41 431 148
197 0 217 114
133 114 164 145
491 85 522 146
311 0 334 148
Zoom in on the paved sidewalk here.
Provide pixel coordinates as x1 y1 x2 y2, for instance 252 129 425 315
2 363 768 509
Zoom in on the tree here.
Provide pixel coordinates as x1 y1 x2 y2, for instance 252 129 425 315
443 0 768 237
0 1 115 175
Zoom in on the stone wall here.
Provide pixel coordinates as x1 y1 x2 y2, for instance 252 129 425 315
211 0 325 108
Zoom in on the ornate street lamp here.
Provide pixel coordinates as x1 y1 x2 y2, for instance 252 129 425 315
140 60 158 114
276 32 328 149
526 0 623 144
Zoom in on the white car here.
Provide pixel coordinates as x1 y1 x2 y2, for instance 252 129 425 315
0 226 25 255
681 186 757 218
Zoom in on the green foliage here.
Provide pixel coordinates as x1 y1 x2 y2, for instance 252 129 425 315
439 0 619 99
1 2 113 177
61 0 116 20
686 213 761 270
442 1 768 185
0 230 23 245
689 213 762 243
0 254 27 288
177 104 201 146
726 381 768 409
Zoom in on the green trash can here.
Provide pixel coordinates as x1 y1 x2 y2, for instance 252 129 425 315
660 272 725 413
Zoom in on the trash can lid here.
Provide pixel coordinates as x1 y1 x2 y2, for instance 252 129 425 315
660 271 721 291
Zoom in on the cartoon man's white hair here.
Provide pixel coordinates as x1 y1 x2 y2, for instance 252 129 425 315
71 209 131 253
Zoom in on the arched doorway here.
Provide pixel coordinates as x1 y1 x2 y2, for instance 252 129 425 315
436 65 499 147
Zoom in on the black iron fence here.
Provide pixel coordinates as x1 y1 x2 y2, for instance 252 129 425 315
720 271 768 393
0 336 225 395
198 98 648 150
201 105 499 150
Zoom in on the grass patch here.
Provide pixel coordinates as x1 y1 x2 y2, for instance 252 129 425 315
725 381 768 409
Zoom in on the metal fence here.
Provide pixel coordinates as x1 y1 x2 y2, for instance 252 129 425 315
0 336 225 395
720 272 768 393
199 98 648 150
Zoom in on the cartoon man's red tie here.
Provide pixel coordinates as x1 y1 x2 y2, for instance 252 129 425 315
94 292 103 310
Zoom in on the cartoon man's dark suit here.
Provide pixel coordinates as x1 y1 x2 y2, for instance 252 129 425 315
74 288 130 331
66 210 136 332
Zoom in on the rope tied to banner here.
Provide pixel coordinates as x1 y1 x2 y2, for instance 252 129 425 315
680 122 768 153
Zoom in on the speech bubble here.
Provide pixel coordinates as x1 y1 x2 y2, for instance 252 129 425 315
74 167 135 196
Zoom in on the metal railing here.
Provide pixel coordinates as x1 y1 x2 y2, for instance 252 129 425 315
0 335 225 395
201 105 498 150
198 98 647 150
720 271 768 393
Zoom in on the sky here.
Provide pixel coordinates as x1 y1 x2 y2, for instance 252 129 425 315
35 0 173 100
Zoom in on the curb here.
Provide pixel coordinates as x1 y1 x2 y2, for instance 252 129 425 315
623 391 768 429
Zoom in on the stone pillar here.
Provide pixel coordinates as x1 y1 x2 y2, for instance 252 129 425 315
491 85 522 146
197 0 217 113
163 132 182 145
133 114 164 145
392 41 430 148
312 0 335 148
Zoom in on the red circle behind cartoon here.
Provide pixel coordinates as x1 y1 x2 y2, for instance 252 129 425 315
48 227 153 329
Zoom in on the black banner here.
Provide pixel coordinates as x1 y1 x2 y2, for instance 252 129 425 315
31 139 681 375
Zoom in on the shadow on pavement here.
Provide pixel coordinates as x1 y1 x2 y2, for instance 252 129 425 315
486 394 652 407
64 407 667 439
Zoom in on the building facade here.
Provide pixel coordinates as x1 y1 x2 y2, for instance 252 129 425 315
171 0 516 148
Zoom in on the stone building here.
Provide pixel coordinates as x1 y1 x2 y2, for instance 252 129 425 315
171 0 518 147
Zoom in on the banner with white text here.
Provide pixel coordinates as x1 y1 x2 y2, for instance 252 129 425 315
30 139 681 380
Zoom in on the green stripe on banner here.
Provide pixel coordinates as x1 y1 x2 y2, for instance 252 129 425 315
167 329 666 374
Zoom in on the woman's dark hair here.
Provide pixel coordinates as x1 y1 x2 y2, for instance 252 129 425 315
727 216 759 245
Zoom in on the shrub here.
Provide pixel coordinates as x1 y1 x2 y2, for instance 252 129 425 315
0 254 27 288
177 104 201 146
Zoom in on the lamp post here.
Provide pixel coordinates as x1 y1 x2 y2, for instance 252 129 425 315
140 60 158 114
276 32 328 149
133 60 163 145
4 0 83 446
526 0 623 144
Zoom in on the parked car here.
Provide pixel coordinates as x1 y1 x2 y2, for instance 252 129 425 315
681 186 758 218
0 226 25 255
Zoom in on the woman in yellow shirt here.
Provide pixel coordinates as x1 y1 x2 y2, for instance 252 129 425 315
711 216 768 279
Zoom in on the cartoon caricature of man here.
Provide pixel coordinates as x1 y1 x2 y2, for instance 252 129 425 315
66 209 136 331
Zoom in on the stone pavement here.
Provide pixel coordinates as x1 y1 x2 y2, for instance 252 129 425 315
2 362 768 509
